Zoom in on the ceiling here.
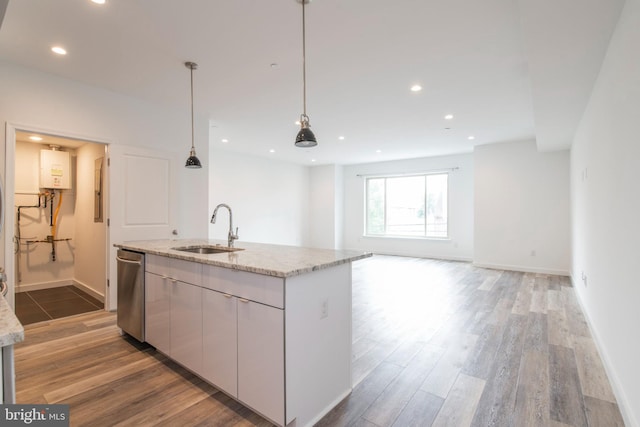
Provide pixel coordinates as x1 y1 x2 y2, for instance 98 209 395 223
0 0 625 165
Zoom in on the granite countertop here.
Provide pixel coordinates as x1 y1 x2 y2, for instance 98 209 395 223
0 295 25 347
115 239 372 278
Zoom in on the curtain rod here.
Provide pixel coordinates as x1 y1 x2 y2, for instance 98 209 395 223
356 167 459 178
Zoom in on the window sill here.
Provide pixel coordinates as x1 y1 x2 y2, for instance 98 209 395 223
363 235 450 242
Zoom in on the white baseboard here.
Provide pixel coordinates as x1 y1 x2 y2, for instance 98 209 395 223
472 262 570 277
347 250 568 275
15 279 74 293
570 276 638 427
346 248 473 263
15 278 105 303
72 279 105 303
302 388 352 427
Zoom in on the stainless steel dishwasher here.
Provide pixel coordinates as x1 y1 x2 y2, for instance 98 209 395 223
116 249 145 342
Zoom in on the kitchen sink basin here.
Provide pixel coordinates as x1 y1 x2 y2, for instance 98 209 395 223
171 245 244 254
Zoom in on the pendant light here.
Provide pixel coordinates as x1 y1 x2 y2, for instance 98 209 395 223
295 0 317 147
185 61 202 168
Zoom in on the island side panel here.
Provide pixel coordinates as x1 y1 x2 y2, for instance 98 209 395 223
285 262 353 427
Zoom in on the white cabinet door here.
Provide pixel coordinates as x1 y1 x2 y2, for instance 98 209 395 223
237 300 285 425
202 289 238 397
145 273 171 354
170 280 202 373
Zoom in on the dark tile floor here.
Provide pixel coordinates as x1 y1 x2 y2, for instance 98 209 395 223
15 285 103 325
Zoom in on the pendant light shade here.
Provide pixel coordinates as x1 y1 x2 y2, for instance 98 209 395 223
295 114 317 147
185 148 201 168
184 61 202 169
295 0 317 148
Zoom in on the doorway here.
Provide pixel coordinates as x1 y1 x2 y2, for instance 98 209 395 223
12 130 108 325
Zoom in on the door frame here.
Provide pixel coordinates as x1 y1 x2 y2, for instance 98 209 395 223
3 122 112 309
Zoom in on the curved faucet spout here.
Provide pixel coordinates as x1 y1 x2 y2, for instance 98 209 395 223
210 203 239 247
211 203 231 224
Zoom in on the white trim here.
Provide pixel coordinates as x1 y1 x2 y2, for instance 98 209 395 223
302 388 352 427
472 262 570 277
4 122 112 309
570 276 637 427
14 278 105 303
364 172 450 239
350 250 473 263
15 279 74 293
361 235 451 242
3 124 16 309
73 279 105 303
8 122 111 146
356 167 459 178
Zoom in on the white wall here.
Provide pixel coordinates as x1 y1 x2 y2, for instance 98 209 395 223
74 143 107 299
343 154 474 260
0 61 209 305
474 140 570 275
0 60 208 236
209 150 310 247
309 165 344 249
571 0 640 424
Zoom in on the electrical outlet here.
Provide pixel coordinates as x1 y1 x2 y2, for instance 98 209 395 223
320 298 329 319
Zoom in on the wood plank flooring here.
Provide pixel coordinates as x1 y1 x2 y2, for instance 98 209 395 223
14 255 624 426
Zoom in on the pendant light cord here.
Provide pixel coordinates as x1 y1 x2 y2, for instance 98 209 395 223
190 64 195 151
302 0 307 118
294 0 317 147
184 61 202 167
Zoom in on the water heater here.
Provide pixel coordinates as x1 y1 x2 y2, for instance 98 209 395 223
40 149 72 189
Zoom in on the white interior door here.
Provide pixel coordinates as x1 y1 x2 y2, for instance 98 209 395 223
107 144 179 311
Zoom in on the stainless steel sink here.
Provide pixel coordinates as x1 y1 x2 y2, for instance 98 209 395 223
171 245 244 254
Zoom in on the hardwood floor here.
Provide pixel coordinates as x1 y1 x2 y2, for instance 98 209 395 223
14 255 624 426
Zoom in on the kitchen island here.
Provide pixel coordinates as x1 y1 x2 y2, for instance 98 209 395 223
0 291 24 404
115 239 371 427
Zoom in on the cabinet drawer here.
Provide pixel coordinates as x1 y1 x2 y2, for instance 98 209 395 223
203 265 284 309
146 254 202 286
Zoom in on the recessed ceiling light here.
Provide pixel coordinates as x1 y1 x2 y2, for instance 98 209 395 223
91 0 106 4
269 149 276 153
221 139 229 143
338 136 345 140
444 114 454 120
311 159 316 162
410 84 422 92
376 150 382 153
29 136 43 141
468 135 475 140
51 46 67 55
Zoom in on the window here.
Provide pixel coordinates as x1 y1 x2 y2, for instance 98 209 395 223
365 173 448 238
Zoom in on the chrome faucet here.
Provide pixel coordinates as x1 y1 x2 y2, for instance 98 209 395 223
210 203 239 247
